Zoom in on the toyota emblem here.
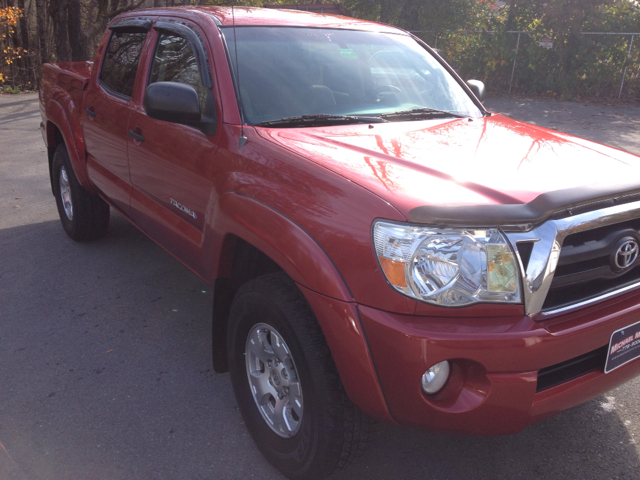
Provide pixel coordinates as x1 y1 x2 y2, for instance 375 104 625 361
614 238 639 270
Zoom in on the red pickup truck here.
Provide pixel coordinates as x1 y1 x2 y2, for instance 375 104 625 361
39 6 640 479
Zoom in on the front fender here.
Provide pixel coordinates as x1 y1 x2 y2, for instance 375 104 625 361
208 191 353 301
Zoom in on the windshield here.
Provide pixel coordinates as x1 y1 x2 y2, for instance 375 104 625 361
222 27 483 126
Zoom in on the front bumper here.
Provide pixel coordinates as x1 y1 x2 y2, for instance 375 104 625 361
359 289 640 435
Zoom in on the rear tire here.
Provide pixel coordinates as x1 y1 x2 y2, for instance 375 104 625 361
51 144 109 241
227 273 374 480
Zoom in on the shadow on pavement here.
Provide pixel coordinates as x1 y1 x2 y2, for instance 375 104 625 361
1 214 639 479
0 95 39 109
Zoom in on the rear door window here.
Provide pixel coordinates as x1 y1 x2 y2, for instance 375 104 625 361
100 30 147 98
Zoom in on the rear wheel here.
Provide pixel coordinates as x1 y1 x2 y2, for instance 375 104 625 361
227 273 374 479
52 144 110 241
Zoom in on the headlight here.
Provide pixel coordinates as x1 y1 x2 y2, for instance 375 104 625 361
373 221 521 306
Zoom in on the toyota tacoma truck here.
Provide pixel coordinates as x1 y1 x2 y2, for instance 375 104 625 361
39 6 640 479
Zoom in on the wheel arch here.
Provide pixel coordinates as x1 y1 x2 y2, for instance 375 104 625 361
208 191 354 371
43 100 96 195
211 236 283 372
45 125 62 195
207 192 392 422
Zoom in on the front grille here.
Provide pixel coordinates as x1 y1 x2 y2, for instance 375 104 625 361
536 345 608 392
540 219 640 312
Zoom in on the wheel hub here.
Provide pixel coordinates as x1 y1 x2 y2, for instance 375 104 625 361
59 166 73 220
245 323 303 438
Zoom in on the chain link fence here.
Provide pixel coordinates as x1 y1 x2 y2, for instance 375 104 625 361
411 30 640 100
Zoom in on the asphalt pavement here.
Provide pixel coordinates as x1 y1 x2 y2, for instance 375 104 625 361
1 92 640 480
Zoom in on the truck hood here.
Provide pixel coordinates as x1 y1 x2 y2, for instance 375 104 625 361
256 114 640 224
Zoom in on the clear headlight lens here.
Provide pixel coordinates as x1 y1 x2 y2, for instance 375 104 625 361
373 221 521 306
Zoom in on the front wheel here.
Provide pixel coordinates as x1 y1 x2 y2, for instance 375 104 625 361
51 144 109 241
227 273 374 479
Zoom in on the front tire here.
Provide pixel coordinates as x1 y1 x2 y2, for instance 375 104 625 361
51 144 109 241
227 273 373 480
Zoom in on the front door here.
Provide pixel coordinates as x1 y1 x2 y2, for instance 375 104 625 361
127 23 219 274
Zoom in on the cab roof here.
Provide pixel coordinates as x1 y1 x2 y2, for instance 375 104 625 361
128 6 405 34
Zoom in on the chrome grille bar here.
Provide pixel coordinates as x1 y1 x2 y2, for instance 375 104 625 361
505 199 640 319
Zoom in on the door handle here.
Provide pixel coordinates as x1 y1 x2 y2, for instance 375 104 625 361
85 108 96 117
128 129 145 142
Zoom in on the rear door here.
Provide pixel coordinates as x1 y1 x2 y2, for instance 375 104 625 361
127 20 220 273
82 19 152 213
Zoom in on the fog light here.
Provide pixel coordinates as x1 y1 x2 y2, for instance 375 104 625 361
421 361 450 394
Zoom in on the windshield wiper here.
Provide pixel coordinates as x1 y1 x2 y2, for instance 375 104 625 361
381 107 469 121
256 114 388 128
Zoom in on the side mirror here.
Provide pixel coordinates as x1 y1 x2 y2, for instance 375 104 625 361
144 81 202 125
466 79 486 102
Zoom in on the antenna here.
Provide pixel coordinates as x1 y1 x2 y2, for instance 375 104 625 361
232 4 248 149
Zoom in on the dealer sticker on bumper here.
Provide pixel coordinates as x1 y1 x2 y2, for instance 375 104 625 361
605 319 640 373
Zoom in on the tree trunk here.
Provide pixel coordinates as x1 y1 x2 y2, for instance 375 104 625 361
35 0 48 66
506 0 517 31
95 0 109 23
67 0 87 61
109 0 121 16
15 0 33 84
49 0 71 62
16 0 28 50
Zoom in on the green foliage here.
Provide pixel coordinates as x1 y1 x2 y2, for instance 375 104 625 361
404 0 640 100
336 0 639 99
1 84 24 93
399 0 482 32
